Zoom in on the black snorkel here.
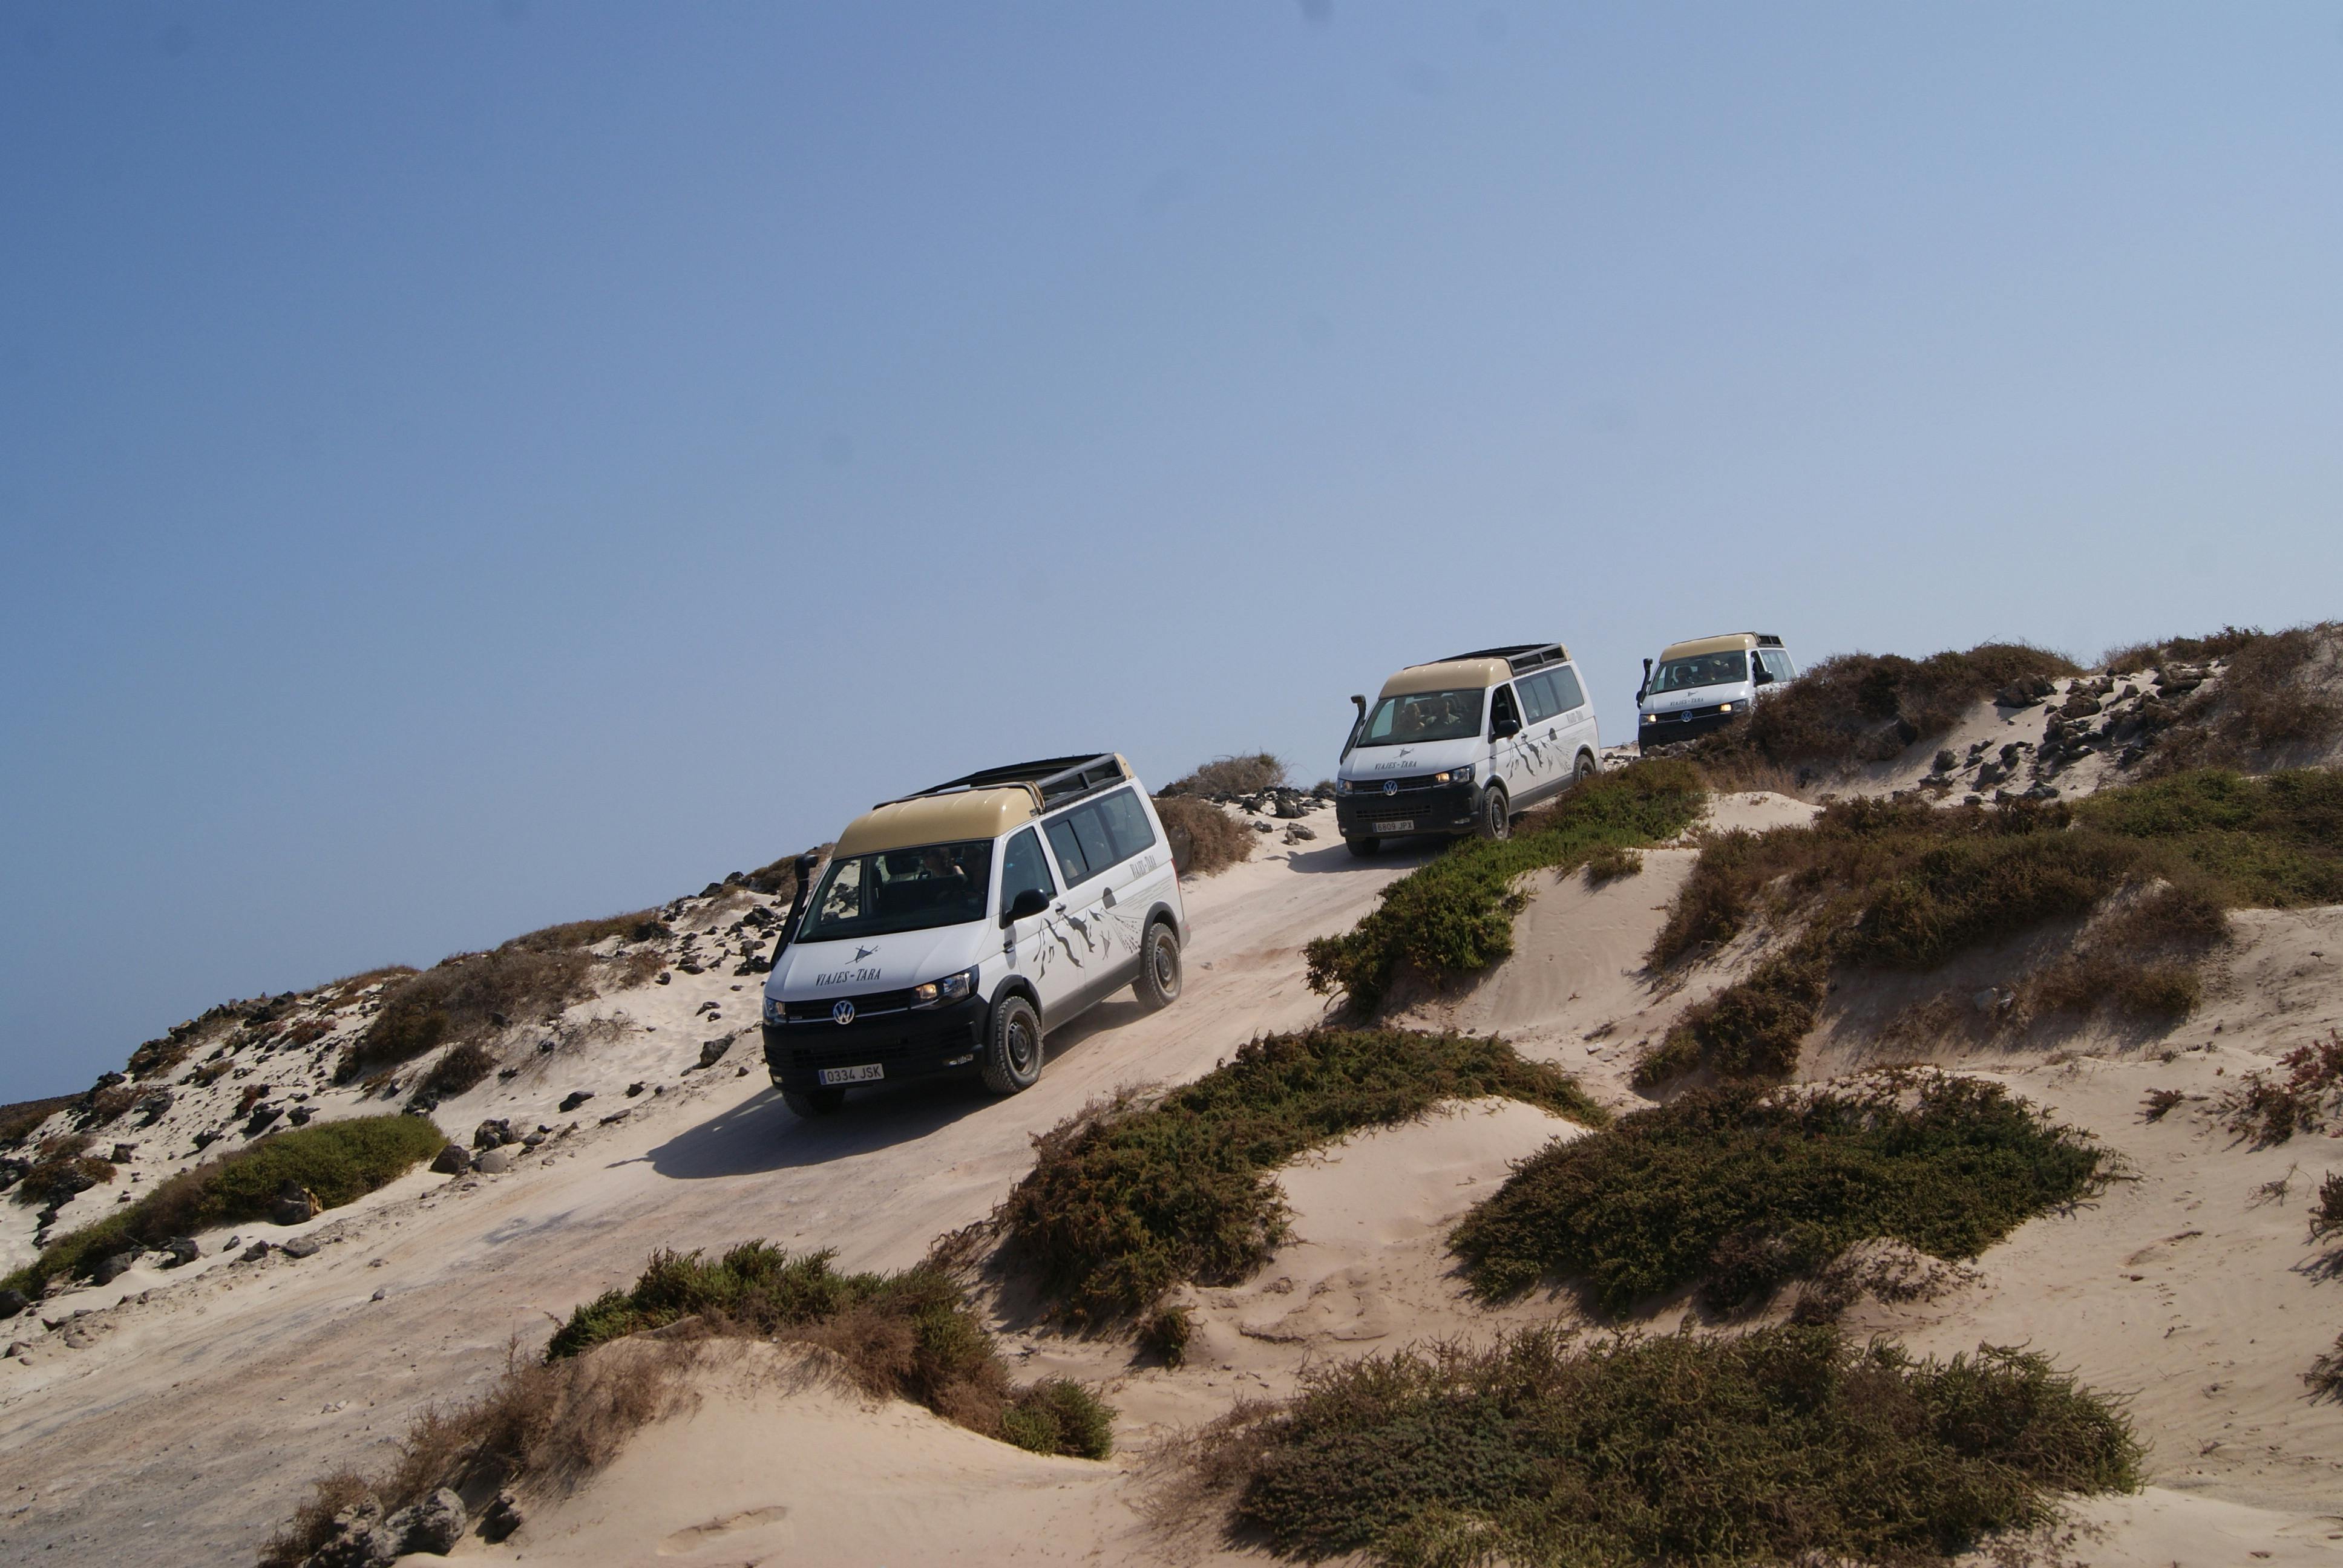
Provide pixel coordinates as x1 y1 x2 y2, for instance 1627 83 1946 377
1637 658 1653 705
775 851 819 952
1342 693 1366 760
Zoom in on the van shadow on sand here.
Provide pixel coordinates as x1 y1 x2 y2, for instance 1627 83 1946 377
1279 835 1444 875
639 995 1145 1180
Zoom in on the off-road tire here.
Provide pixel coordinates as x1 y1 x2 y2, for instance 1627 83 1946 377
782 1088 845 1118
1475 785 1511 841
980 993 1044 1095
1574 752 1597 788
1345 835 1380 858
1133 920 1182 1011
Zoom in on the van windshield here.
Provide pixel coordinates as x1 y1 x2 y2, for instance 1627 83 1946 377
1650 651 1748 694
1356 687 1486 747
798 839 994 941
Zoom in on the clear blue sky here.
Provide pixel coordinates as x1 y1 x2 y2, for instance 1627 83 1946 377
5 4 2340 1101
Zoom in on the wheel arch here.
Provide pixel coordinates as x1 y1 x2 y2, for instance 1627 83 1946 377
988 972 1041 1025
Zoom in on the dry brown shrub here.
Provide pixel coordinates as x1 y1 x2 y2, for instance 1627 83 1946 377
82 1083 140 1126
2140 623 2343 776
0 1096 74 1148
1161 753 1288 797
1153 796 1254 878
1685 642 2078 783
257 1341 696 1568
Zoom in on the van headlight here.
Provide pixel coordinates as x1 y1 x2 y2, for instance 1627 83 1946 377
911 967 978 1008
1335 778 1353 794
762 995 788 1025
1432 768 1472 785
1719 701 1739 713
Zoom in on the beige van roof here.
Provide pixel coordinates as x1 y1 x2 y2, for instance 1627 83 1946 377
835 789 1040 857
1660 632 1761 661
1379 656 1513 699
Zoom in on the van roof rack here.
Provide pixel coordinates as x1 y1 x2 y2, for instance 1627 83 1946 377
1442 642 1571 675
1680 632 1784 648
902 753 1127 811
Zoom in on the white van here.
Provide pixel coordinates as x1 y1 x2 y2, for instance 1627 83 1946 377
1334 643 1602 855
1635 632 1798 744
759 754 1188 1117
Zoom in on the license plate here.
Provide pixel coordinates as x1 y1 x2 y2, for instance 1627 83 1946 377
818 1063 883 1086
1379 819 1414 832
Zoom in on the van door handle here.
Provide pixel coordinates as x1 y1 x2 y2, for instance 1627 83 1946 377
1101 886 1117 909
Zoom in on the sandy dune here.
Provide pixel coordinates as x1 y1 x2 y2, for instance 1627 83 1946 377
7 783 2343 1566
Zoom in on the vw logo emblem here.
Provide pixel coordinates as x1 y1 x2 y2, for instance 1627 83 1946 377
831 1000 856 1026
1383 780 1398 795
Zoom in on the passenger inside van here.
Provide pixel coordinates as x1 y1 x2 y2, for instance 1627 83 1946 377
1650 651 1748 692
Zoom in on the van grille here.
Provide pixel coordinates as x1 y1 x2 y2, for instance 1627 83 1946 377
785 1022 973 1073
779 986 919 1023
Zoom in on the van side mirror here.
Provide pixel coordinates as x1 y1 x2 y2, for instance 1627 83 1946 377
1492 714 1521 740
1752 666 1775 686
1002 887 1050 925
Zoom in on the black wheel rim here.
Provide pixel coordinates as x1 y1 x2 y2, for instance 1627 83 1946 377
1008 1015 1037 1075
1153 935 1178 993
1489 795 1506 837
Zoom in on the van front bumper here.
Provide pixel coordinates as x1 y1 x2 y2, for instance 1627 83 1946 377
1335 783 1478 840
761 994 988 1094
1640 707 1745 743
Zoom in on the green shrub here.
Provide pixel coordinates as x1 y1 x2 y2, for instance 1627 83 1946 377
999 1028 1605 1324
1209 1322 2138 1567
545 1241 1112 1458
1637 771 2343 1086
1306 760 1706 1008
1139 1304 1193 1367
1001 1379 1116 1459
1635 947 1829 1091
1581 843 1643 883
548 1240 874 1355
1 1114 445 1295
1450 1075 2104 1313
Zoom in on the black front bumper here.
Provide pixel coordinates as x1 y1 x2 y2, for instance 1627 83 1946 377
1640 708 1743 743
761 993 987 1093
1336 782 1478 840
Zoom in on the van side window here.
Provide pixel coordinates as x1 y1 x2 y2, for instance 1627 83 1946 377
1000 827 1054 911
1517 673 1558 724
1549 665 1587 712
1096 788 1158 861
1490 684 1522 734
1044 787 1159 887
1762 650 1797 681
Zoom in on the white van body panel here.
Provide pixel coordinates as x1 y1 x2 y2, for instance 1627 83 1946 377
1334 644 1601 844
1636 633 1798 742
1343 735 1482 779
768 924 981 1004
760 756 1187 1104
